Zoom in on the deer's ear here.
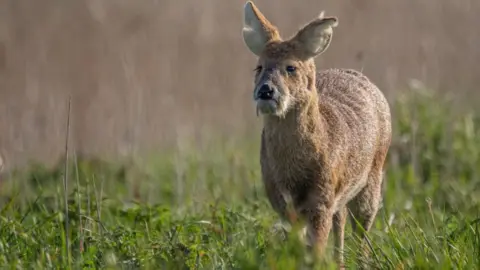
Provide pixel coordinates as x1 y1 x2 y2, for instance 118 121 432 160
242 1 281 56
289 15 338 59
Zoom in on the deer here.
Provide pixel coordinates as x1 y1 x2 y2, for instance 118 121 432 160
241 1 392 267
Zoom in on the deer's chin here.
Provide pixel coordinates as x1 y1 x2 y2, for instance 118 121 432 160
256 99 278 115
256 99 291 117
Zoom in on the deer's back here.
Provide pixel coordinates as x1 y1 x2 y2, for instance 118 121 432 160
316 68 391 195
316 68 391 146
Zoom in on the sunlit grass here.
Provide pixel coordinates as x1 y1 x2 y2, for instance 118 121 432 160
1 87 479 269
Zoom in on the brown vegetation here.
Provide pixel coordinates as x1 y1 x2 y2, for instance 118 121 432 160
0 0 479 168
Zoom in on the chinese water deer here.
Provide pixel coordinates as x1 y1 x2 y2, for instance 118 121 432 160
242 1 392 266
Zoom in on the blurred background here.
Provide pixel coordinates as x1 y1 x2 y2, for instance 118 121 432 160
1 0 479 169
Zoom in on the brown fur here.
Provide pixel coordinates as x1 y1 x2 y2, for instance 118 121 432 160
242 1 392 267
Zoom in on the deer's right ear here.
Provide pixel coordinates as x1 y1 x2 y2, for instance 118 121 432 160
242 1 280 56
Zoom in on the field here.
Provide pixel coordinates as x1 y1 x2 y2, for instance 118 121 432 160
1 1 480 269
1 87 480 269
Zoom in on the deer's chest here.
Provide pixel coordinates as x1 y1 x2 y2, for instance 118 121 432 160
262 137 322 190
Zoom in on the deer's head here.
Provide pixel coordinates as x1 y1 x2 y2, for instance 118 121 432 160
242 1 338 117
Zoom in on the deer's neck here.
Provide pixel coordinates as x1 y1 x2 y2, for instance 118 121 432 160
263 98 327 154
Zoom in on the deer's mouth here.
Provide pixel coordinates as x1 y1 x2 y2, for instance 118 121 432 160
256 98 279 115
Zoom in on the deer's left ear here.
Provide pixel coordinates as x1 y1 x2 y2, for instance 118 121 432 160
242 1 281 56
289 15 338 59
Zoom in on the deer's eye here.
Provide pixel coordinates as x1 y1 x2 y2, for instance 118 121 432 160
286 65 296 73
254 65 262 73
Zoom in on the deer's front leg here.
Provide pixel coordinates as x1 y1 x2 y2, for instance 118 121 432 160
304 204 333 258
263 176 288 220
298 183 335 259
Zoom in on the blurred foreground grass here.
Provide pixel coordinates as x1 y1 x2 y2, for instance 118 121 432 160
1 85 480 269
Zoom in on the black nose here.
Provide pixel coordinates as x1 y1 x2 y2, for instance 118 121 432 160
257 84 275 100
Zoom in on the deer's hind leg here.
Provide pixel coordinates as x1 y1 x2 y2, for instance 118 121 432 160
348 173 382 237
348 151 387 267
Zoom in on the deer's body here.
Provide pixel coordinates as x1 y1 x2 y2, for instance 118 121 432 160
262 68 390 214
242 2 391 267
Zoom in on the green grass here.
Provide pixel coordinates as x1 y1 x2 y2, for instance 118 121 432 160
1 87 480 269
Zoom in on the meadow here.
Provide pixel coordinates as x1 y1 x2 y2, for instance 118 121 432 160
0 85 479 270
1 0 480 269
